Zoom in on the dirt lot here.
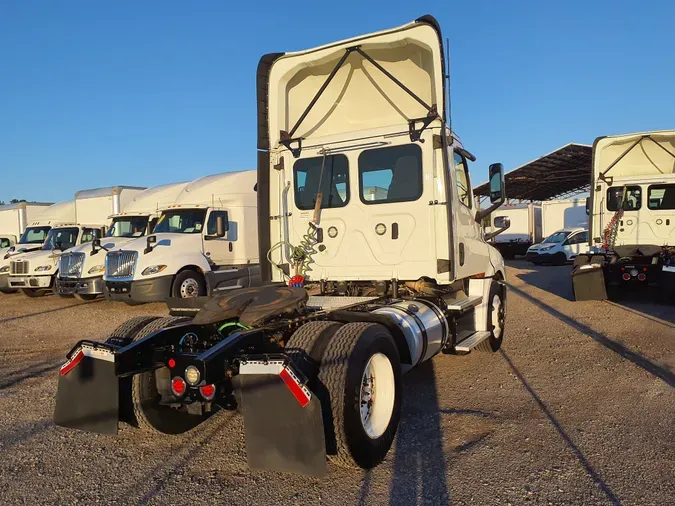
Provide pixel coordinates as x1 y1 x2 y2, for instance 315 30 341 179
0 262 673 505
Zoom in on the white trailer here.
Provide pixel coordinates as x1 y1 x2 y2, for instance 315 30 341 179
55 182 188 300
0 202 53 248
0 200 76 294
490 203 542 259
53 16 510 477
572 130 675 300
8 186 145 297
541 199 588 238
103 171 260 304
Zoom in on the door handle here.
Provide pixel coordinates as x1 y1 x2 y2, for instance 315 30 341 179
391 223 399 240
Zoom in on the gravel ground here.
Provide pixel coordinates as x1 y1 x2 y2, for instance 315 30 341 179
0 262 673 505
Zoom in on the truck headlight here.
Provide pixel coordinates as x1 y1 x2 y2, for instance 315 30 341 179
142 265 167 276
0 266 8 274
35 265 53 272
88 265 105 274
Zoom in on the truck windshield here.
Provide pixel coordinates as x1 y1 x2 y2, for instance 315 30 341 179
153 210 206 234
42 227 79 251
19 226 51 244
543 231 570 244
106 216 149 238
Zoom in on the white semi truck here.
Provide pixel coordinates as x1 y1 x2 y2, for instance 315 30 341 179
490 203 542 259
55 182 188 300
0 200 77 294
572 130 675 300
54 15 508 477
103 171 260 304
0 202 53 249
8 186 145 297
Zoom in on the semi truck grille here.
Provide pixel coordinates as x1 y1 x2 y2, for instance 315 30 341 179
59 252 86 278
106 251 137 279
10 260 29 275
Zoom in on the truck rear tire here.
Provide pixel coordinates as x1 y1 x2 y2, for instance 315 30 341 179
317 322 402 469
286 321 342 379
130 316 211 435
172 270 206 299
476 281 505 353
0 287 17 294
20 288 47 297
105 316 161 348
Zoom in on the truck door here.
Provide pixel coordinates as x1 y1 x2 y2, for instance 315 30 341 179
451 150 489 279
562 231 587 259
203 210 231 267
606 185 641 245
645 184 675 242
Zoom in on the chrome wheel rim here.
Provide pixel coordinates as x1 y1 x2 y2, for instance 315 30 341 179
492 294 504 339
180 278 200 298
359 352 395 439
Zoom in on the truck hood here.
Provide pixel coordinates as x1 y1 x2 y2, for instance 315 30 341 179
116 233 203 254
260 15 446 150
67 237 137 256
9 248 61 273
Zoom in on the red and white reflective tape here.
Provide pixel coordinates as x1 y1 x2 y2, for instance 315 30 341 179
239 359 311 408
60 345 114 376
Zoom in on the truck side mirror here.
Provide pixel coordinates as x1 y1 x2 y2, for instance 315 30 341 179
216 214 228 237
489 163 505 205
585 197 590 215
91 238 101 256
144 235 157 255
485 216 511 241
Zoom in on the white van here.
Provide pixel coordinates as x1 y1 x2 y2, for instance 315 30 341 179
526 227 588 265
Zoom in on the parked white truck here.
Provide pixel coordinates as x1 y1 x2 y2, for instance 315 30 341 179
0 202 53 249
541 198 588 237
54 16 509 477
572 130 675 300
490 203 542 259
55 182 188 300
0 200 77 294
103 171 260 304
8 186 145 297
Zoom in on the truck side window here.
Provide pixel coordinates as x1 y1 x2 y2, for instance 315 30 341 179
294 154 349 210
453 151 472 209
207 211 228 235
0 238 9 248
607 186 641 211
648 184 675 210
80 228 99 244
358 144 423 204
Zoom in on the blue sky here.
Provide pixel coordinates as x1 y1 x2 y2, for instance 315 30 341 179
1 0 673 203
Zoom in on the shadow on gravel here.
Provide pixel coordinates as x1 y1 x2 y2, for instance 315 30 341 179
388 361 451 505
0 419 53 450
508 283 675 388
0 359 61 390
604 299 675 326
500 350 621 506
0 299 103 324
515 264 575 301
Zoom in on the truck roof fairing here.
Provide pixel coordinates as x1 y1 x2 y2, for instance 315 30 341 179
257 15 447 154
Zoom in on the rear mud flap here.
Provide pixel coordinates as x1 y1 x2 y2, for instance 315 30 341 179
572 264 608 301
238 360 327 477
54 344 119 435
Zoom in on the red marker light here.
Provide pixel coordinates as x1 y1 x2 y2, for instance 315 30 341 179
199 384 216 400
622 273 631 281
637 273 646 281
171 377 186 396
168 358 176 368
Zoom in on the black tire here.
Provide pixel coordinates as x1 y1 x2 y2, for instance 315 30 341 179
130 316 211 435
172 269 206 299
0 287 18 294
105 316 161 348
20 288 47 297
286 321 342 379
476 281 506 353
553 252 567 266
317 322 402 469
74 293 97 301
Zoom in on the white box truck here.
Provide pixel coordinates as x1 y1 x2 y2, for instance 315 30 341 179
8 186 145 297
572 130 675 300
54 16 510 476
0 200 76 294
0 202 54 248
55 182 188 300
103 171 260 304
490 203 542 259
541 199 588 238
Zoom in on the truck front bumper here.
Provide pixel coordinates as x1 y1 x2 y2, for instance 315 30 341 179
56 276 105 296
8 275 53 289
526 252 554 263
104 275 173 303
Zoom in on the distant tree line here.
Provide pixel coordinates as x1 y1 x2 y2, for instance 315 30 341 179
0 199 28 205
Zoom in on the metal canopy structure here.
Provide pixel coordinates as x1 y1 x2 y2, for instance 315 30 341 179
474 143 592 201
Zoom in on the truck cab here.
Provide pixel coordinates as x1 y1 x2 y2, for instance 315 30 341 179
103 171 260 304
55 182 188 300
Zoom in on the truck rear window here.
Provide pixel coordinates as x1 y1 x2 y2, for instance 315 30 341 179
358 144 423 204
294 154 349 210
607 186 641 211
648 184 675 210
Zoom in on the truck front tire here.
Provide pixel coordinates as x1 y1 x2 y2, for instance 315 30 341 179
476 280 506 353
172 270 206 299
317 322 402 469
20 288 47 298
